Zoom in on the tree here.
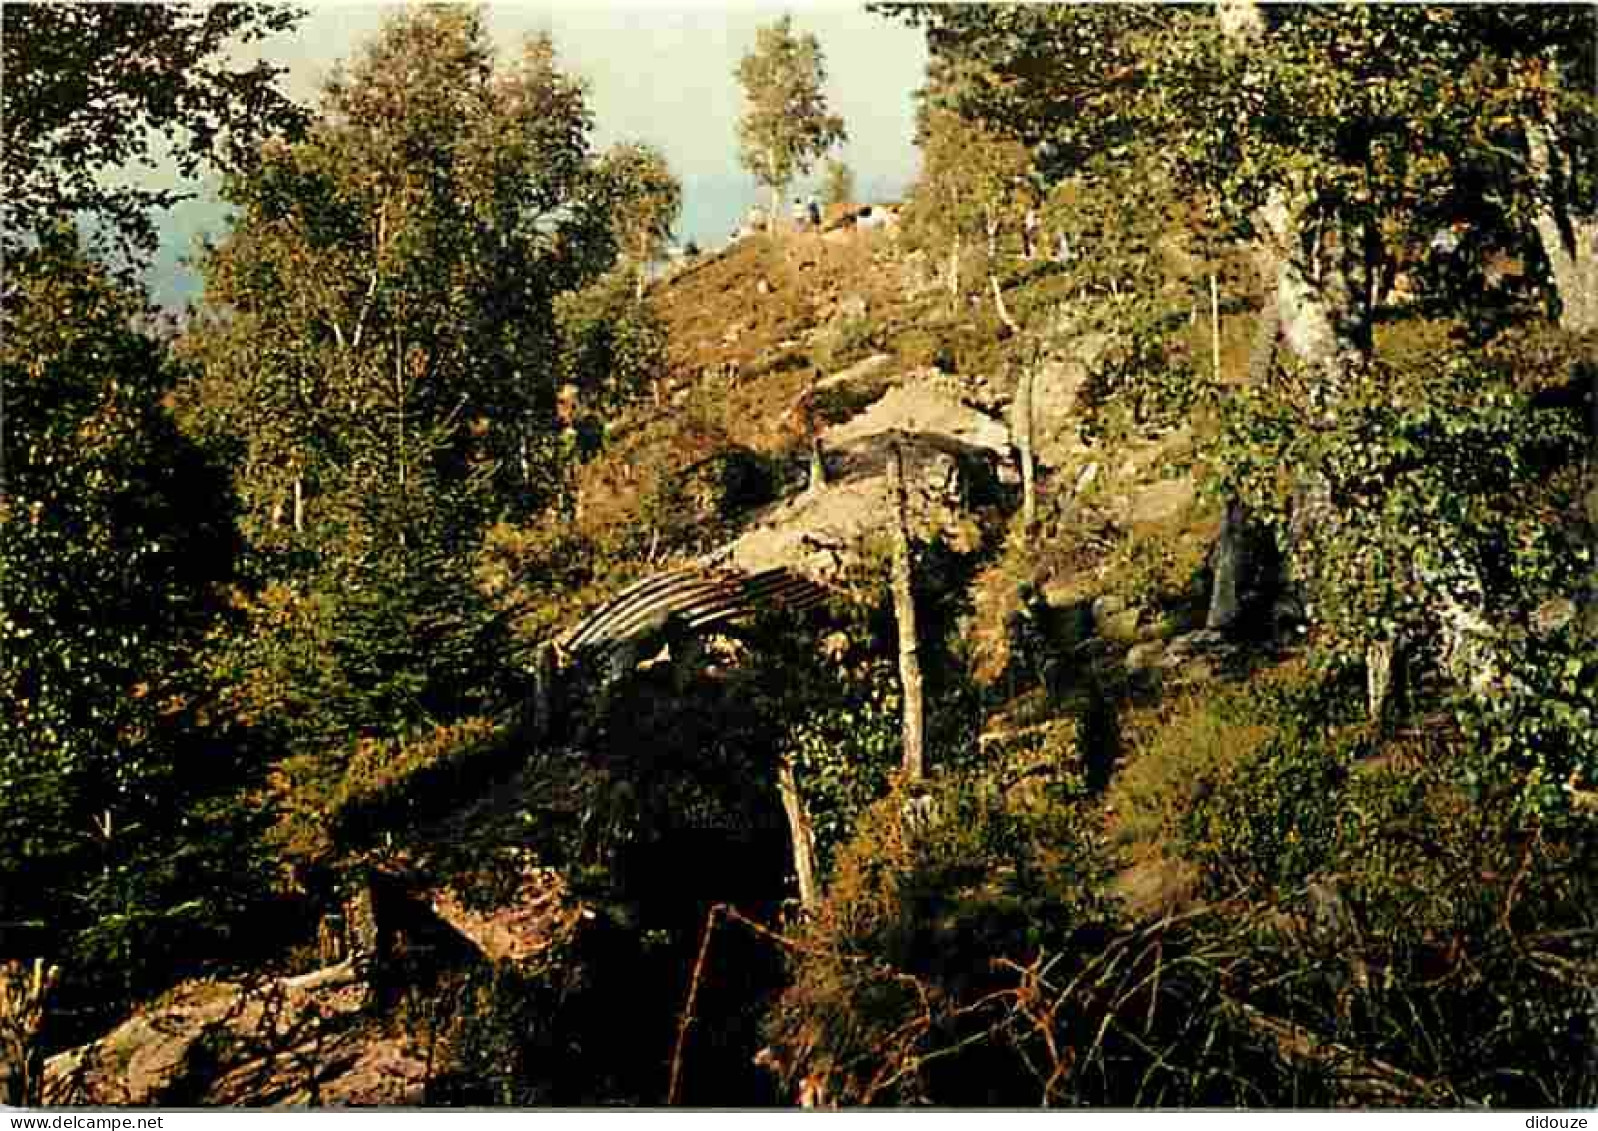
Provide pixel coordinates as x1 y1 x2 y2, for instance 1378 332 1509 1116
0 2 305 269
555 267 671 419
599 142 682 300
0 0 303 1017
884 2 1598 813
185 7 613 549
912 108 1031 304
735 15 847 224
822 157 855 207
1 234 263 1006
180 7 621 761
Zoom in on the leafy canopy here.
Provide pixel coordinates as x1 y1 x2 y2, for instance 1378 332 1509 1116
735 15 847 204
1 2 306 267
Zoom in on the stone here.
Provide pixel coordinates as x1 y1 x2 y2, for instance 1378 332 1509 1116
1041 579 1078 609
724 432 997 583
42 971 402 1107
1137 614 1185 643
815 352 894 392
1099 608 1143 645
1092 594 1127 619
823 375 1010 458
1013 357 1091 467
1168 628 1227 654
1530 596 1577 638
1126 641 1166 672
428 866 581 966
837 292 869 321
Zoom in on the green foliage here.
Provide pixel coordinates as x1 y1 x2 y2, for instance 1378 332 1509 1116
1194 772 1598 1108
1 2 306 267
597 141 682 288
554 269 671 424
909 107 1032 266
1107 694 1274 854
735 15 847 208
0 235 270 1005
1182 723 1356 899
173 8 620 848
897 5 1595 295
813 312 881 372
266 717 506 866
184 8 610 535
764 770 1115 1105
780 655 901 871
1217 343 1593 817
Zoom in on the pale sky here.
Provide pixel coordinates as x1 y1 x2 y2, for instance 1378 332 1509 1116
152 2 930 305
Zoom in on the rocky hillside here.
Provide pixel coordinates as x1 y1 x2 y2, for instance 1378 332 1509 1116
37 210 1597 1110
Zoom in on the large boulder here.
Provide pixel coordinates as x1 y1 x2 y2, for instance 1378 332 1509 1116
725 430 997 581
826 373 1011 459
1128 477 1196 525
1010 334 1110 469
721 375 1013 581
426 866 583 966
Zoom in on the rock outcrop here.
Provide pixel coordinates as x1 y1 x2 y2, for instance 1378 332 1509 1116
43 967 426 1107
725 375 1012 585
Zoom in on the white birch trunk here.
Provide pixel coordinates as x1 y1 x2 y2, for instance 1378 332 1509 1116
888 437 925 782
776 757 819 910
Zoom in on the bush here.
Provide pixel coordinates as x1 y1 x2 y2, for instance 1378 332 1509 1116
763 771 1115 1105
813 313 881 372
555 269 670 421
1108 693 1275 852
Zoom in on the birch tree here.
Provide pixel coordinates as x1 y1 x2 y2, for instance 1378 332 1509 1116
181 6 621 755
735 15 847 225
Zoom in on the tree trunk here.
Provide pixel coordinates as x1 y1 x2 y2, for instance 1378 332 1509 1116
1223 0 1417 710
948 231 962 312
1587 360 1598 638
806 369 827 492
1526 122 1598 334
1219 0 1514 710
1255 193 1371 391
1210 273 1222 384
293 475 304 534
530 640 556 740
887 436 925 782
776 756 819 910
1017 363 1037 534
0 959 59 1107
990 275 1035 536
1365 635 1398 725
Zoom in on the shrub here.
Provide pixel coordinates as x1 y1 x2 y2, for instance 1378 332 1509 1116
762 771 1115 1105
266 716 510 867
554 268 670 420
1107 693 1275 852
814 313 881 372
